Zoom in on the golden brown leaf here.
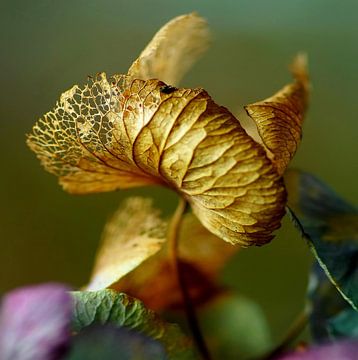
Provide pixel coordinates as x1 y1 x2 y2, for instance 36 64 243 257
245 54 309 175
85 201 236 310
115 259 222 311
27 74 285 246
112 213 237 310
87 197 167 291
178 213 237 276
128 13 210 86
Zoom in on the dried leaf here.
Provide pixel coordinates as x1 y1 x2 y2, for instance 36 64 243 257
86 198 237 306
245 54 309 175
87 197 167 291
26 14 312 246
128 13 210 86
112 213 237 310
115 258 221 312
27 74 286 246
177 213 238 277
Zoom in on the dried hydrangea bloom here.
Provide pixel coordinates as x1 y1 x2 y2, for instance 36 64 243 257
87 197 168 291
245 54 309 176
86 197 237 309
27 13 309 246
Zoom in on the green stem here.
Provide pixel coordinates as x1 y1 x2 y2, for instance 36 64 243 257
168 197 212 360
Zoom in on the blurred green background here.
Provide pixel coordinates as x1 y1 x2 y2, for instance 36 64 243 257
1 0 357 344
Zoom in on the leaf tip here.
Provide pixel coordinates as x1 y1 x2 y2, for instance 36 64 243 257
291 52 309 87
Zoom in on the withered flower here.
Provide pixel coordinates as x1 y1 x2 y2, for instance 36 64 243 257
86 197 236 310
27 13 309 247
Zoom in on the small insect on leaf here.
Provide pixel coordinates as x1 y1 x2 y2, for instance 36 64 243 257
159 85 178 94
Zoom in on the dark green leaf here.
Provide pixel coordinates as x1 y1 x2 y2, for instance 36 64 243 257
65 325 166 360
70 290 197 360
308 263 358 342
285 170 358 309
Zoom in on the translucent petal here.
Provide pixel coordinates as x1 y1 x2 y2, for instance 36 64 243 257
128 13 210 86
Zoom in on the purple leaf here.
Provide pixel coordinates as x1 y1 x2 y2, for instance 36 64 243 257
0 283 72 360
277 339 358 360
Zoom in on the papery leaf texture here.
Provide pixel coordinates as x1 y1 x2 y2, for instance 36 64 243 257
111 213 237 310
286 169 358 309
71 289 196 359
87 197 167 291
27 73 285 246
307 263 358 343
0 283 71 360
27 13 311 246
245 54 309 175
65 325 166 360
128 12 210 86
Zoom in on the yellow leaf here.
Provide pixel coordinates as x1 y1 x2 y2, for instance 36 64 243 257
27 74 285 246
87 197 167 291
245 54 309 175
128 13 210 86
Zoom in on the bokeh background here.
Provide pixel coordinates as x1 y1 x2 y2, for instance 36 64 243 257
1 0 357 344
